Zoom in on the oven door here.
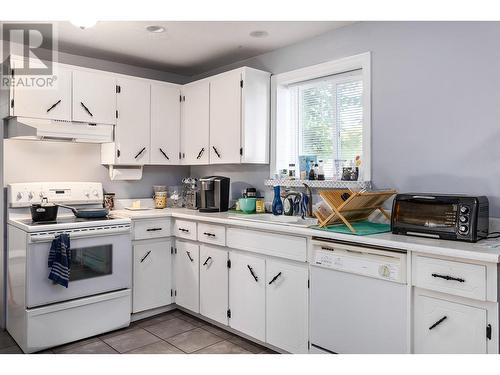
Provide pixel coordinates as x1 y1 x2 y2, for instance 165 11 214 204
26 228 132 308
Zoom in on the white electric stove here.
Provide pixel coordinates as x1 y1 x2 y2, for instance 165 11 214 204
6 182 132 353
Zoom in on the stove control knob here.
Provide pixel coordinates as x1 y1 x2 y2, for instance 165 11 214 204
459 225 469 233
16 192 23 200
39 191 45 199
460 206 469 214
28 191 34 200
92 190 99 197
84 191 90 198
459 216 468 223
378 265 391 278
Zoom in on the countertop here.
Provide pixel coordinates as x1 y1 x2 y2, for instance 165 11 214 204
111 206 500 264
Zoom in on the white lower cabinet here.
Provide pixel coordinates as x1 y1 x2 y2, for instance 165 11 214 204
133 240 172 313
228 251 266 342
266 259 309 353
414 292 488 353
199 245 229 325
175 241 200 313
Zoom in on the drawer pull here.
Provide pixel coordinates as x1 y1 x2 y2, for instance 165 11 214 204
146 228 162 232
178 228 190 233
431 273 465 283
247 265 258 282
186 251 194 262
429 316 447 330
203 232 216 237
203 256 212 266
268 272 282 285
140 250 152 263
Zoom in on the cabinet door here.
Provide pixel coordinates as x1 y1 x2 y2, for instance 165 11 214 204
114 77 151 165
175 241 200 313
72 70 116 124
13 65 72 121
209 70 241 164
150 82 181 165
228 252 265 341
266 259 309 353
133 240 172 313
200 245 229 325
414 294 488 354
181 80 209 164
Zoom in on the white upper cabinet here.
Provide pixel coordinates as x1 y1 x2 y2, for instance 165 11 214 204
209 69 242 164
240 67 271 163
206 66 270 164
72 70 116 125
150 82 181 165
181 80 210 165
112 77 151 165
11 65 72 121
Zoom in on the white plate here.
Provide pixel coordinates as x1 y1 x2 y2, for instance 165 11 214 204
124 207 153 211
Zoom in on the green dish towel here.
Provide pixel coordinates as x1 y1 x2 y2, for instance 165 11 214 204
312 220 391 236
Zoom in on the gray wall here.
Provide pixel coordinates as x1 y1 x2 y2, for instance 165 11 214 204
189 21 500 216
3 50 191 198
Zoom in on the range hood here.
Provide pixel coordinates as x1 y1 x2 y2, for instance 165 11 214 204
5 117 114 143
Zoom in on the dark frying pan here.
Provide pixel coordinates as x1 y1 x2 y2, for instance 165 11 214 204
58 204 109 219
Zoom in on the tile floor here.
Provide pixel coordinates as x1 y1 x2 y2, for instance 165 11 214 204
0 309 276 354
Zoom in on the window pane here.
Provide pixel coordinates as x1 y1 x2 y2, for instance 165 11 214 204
299 81 335 177
337 80 363 162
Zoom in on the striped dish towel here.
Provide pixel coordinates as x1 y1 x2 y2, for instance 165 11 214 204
48 233 71 288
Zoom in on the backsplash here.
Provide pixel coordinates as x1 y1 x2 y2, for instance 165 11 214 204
3 140 189 199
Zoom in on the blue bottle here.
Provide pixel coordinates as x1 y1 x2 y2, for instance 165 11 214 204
272 185 283 215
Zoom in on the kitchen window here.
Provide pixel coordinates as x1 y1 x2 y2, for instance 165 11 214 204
271 53 371 181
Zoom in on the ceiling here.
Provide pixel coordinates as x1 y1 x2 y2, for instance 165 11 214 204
45 21 352 76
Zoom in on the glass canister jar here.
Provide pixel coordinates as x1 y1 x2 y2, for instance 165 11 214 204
154 191 167 209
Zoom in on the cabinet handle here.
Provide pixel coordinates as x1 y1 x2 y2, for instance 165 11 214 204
203 256 212 266
196 147 205 159
80 101 93 117
212 146 221 158
186 251 194 262
268 272 282 285
46 99 61 113
146 228 162 232
135 147 147 159
178 228 190 233
159 148 170 160
247 265 258 282
140 250 152 263
203 232 215 237
429 316 447 330
431 273 465 283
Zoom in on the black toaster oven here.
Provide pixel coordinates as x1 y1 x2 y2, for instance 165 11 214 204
391 194 489 242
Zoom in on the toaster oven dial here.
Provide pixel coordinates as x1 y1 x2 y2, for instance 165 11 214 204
460 206 470 214
459 215 468 223
459 225 469 234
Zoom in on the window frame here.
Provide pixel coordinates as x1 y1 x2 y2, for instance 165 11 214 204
270 52 372 181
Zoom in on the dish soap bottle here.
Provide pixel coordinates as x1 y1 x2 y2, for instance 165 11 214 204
272 185 283 215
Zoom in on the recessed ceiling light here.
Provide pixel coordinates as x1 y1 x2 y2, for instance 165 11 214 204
146 25 166 33
249 30 269 38
70 20 97 30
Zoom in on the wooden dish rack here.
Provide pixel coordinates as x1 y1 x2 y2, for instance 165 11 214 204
314 189 397 233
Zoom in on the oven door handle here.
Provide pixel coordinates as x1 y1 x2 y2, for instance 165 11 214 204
29 226 131 243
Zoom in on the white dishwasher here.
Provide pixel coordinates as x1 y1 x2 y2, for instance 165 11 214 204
310 239 408 354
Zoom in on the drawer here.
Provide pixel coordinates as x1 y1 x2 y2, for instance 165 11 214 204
174 219 197 241
197 223 226 246
133 218 171 240
226 227 307 262
412 254 486 301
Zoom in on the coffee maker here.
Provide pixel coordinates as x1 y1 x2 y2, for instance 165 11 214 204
199 176 230 213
